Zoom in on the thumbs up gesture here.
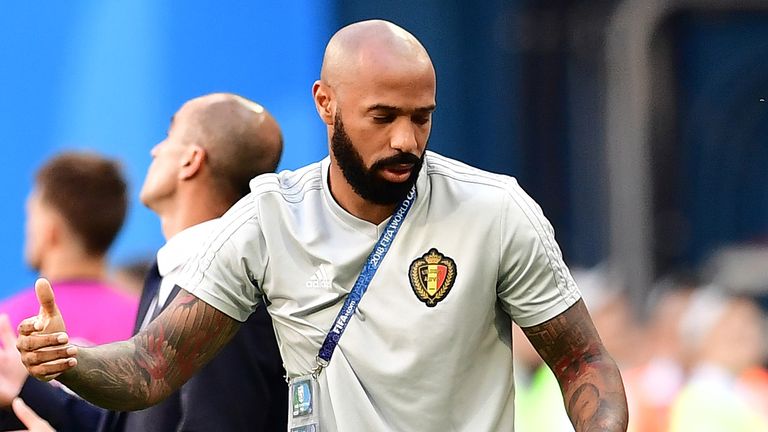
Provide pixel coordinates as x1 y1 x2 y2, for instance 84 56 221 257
31 278 66 334
16 278 78 381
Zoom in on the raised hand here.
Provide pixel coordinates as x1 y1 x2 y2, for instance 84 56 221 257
16 278 77 381
0 314 27 407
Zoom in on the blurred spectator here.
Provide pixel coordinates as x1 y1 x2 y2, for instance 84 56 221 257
668 288 768 431
740 366 768 422
574 267 645 369
515 266 638 432
513 321 571 431
702 244 768 318
0 152 137 430
623 276 696 432
0 152 137 345
702 245 768 299
697 244 768 421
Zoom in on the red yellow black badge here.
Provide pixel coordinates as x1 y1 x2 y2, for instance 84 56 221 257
409 248 457 307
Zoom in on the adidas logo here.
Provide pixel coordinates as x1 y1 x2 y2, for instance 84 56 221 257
306 265 332 289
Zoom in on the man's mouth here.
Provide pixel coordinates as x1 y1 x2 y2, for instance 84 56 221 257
379 164 414 183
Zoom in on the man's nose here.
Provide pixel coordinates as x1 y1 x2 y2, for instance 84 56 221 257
390 121 418 154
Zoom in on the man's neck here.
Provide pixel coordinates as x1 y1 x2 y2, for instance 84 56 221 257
156 190 230 239
328 164 397 225
39 252 107 282
159 208 223 240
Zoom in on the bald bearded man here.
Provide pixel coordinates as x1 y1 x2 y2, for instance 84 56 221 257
18 21 628 431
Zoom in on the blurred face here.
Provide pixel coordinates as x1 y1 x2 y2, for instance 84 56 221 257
139 108 194 210
329 55 436 205
591 296 642 366
24 189 56 270
710 299 767 373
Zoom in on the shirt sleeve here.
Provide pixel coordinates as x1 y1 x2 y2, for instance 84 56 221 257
496 179 581 327
176 196 267 322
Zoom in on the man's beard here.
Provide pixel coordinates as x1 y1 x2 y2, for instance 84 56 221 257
331 114 424 205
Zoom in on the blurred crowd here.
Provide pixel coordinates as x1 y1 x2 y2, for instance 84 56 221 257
514 246 768 432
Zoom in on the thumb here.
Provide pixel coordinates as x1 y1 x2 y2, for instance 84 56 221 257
35 278 59 319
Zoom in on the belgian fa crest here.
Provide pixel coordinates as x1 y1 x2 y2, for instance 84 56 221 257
408 248 456 307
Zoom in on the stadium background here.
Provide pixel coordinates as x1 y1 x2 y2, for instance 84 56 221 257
1 0 766 307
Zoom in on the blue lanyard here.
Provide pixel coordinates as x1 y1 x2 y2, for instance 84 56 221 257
315 186 417 374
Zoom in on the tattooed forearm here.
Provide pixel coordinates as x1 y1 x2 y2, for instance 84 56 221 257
522 300 628 432
57 289 241 411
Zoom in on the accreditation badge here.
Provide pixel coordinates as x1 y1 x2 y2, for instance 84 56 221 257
289 375 321 431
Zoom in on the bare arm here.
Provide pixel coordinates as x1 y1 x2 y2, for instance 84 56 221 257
521 299 628 432
20 289 241 411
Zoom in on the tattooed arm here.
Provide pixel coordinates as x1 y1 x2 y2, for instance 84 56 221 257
20 289 241 411
521 299 628 432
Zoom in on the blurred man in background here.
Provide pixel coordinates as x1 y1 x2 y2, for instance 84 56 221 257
0 151 136 430
622 276 696 432
669 288 768 431
1 93 287 431
0 151 136 344
514 267 641 432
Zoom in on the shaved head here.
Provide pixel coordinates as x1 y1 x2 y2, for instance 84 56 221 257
182 93 283 202
320 20 434 93
313 20 436 215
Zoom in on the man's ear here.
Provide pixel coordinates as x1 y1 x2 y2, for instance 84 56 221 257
312 80 335 125
45 209 66 250
179 145 206 180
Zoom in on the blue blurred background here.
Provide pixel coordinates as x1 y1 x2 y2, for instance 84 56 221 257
1 1 767 304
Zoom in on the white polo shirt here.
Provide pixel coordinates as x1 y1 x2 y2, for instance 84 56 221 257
178 151 580 431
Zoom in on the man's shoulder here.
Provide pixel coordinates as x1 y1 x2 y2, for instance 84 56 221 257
83 281 139 305
1 281 132 308
54 281 139 319
424 151 520 195
0 281 136 328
